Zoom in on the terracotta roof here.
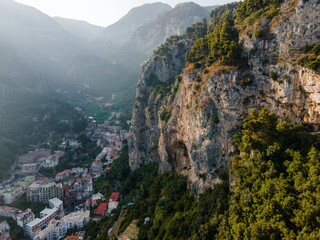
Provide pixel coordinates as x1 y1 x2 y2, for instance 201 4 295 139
66 236 78 240
95 202 108 216
110 192 120 202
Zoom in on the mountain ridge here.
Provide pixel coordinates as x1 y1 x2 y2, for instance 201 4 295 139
95 2 172 53
129 0 320 192
54 17 104 41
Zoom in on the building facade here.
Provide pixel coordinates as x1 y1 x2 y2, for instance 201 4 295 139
0 221 10 240
25 198 64 239
27 180 63 203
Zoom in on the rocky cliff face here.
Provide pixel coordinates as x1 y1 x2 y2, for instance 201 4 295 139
129 0 320 193
128 39 194 169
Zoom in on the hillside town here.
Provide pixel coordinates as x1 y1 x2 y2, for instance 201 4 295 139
0 114 128 239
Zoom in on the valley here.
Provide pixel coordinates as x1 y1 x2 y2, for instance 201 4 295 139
0 0 319 239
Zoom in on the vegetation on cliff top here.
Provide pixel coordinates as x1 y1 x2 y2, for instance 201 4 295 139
186 6 241 66
298 43 320 74
186 0 284 67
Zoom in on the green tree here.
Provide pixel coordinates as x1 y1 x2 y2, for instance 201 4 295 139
208 10 241 65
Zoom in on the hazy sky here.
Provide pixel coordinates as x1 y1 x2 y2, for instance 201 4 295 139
15 0 238 27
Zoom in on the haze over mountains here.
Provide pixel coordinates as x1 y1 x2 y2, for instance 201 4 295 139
95 2 173 53
0 0 85 89
63 2 212 101
0 0 214 179
53 17 104 42
128 2 210 56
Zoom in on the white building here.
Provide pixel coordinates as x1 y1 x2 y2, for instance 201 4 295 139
16 209 35 228
3 186 23 204
27 180 63 203
71 167 87 175
32 211 90 240
0 206 19 219
107 201 119 214
68 140 81 148
21 163 38 174
1 175 35 204
25 198 64 239
49 198 64 218
61 211 90 232
42 158 58 168
33 219 63 240
0 221 10 240
49 198 63 211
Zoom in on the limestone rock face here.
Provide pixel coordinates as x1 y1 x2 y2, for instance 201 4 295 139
128 39 193 170
129 0 320 193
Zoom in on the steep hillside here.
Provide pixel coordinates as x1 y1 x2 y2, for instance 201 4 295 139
129 0 320 193
54 17 104 41
0 0 85 89
0 80 86 180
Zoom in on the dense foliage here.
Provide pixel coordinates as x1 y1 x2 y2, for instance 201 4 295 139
85 151 229 240
186 0 285 66
186 7 241 66
185 19 208 40
230 108 320 239
87 108 320 239
0 83 86 179
298 43 320 74
207 10 241 65
235 0 283 23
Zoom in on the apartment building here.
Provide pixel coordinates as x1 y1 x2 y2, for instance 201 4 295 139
16 209 35 228
27 180 63 203
25 198 64 239
32 211 90 240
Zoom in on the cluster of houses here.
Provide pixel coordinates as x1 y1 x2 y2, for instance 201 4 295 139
0 206 34 228
18 148 65 174
0 175 36 204
0 115 129 239
93 192 121 221
24 167 92 208
86 117 128 163
0 189 123 240
0 221 10 240
0 198 91 240
56 168 93 206
26 197 90 240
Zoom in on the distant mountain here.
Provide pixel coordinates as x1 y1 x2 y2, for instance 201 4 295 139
123 2 210 58
65 2 173 99
95 2 172 54
203 5 219 12
0 0 223 180
0 0 88 179
54 17 104 41
67 2 212 103
0 0 86 89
